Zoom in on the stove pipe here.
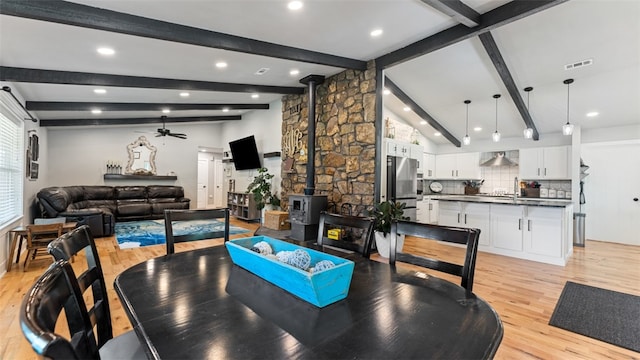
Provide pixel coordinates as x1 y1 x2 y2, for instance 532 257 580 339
299 75 325 195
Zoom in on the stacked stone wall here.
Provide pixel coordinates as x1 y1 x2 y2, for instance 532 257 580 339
281 61 377 216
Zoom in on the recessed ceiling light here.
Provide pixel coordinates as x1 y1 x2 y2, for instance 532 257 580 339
222 108 230 113
473 127 482 132
420 120 427 125
290 69 300 76
288 1 303 10
162 109 171 114
215 62 228 68
370 29 383 37
251 93 259 99
383 89 391 95
586 111 599 117
179 92 190 97
93 89 106 94
91 109 102 114
96 47 115 56
403 106 411 112
434 132 442 136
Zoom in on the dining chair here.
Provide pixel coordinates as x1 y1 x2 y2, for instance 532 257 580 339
316 211 375 258
164 208 230 255
20 260 145 360
390 219 480 293
23 223 63 271
47 225 145 358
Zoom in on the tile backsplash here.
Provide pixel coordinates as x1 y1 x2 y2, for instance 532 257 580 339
424 150 571 198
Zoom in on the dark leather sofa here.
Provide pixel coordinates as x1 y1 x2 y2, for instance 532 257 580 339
36 185 190 237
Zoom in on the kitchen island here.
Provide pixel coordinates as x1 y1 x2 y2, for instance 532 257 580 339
436 195 573 266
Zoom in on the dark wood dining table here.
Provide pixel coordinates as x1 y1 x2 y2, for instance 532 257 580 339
114 244 503 359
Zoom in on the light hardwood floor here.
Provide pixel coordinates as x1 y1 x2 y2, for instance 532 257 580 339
1 219 639 359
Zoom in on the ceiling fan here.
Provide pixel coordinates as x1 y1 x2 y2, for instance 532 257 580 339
156 116 187 139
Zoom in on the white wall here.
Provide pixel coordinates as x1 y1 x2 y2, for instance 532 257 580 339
221 100 283 196
46 122 224 204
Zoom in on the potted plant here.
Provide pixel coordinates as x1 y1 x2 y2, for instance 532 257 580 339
246 168 281 221
368 200 409 258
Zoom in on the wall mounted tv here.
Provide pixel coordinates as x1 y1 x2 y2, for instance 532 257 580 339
229 135 262 171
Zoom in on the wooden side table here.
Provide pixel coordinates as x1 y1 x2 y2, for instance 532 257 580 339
6 222 77 271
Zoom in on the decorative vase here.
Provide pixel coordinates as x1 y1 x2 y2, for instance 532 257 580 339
374 231 405 258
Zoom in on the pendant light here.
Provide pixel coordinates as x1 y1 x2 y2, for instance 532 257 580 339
492 94 501 142
562 78 574 136
523 87 534 139
463 100 471 145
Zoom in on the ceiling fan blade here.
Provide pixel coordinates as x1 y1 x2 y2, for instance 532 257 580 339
170 133 187 139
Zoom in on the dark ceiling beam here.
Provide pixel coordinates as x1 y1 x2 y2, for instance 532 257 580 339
479 32 540 141
39 115 241 127
384 77 460 147
420 0 480 27
377 0 568 69
0 0 367 70
26 102 269 111
0 67 305 95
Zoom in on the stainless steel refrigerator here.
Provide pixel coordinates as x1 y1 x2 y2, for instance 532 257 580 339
386 156 418 221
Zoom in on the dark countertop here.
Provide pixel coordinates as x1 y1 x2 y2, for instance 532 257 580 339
431 195 573 207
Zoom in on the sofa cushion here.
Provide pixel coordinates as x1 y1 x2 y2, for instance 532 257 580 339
147 185 184 198
116 186 148 199
151 201 190 215
83 186 115 200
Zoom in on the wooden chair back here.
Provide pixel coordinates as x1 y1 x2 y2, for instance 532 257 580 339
390 220 480 292
24 223 63 270
164 208 230 255
47 225 112 348
20 260 101 359
316 211 375 258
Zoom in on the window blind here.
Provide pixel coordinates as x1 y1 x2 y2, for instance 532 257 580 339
0 106 24 228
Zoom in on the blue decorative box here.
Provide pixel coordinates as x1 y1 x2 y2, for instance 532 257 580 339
225 236 355 307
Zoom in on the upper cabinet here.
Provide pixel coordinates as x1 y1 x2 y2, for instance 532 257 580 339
519 146 570 179
422 153 436 178
435 152 481 179
385 139 423 161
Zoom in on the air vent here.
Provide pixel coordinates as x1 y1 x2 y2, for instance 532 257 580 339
564 58 593 70
255 68 270 75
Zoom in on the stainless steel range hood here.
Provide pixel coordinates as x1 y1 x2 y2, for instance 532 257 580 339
480 152 517 167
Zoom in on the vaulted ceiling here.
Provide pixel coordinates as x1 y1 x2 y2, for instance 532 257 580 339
1 0 638 145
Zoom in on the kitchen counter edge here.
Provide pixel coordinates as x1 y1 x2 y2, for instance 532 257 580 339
432 195 573 207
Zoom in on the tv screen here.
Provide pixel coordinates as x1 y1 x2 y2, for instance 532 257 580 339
229 135 262 170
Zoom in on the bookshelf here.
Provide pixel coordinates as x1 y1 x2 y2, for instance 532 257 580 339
227 192 260 221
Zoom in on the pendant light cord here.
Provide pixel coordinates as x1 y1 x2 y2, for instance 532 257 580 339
566 81 570 124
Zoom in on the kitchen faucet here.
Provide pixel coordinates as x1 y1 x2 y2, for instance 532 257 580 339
513 177 519 200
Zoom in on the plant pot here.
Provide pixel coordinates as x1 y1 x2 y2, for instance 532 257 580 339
374 231 405 258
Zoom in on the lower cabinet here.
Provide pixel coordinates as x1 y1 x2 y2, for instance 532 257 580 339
438 201 490 247
416 198 439 224
440 201 573 266
491 205 525 252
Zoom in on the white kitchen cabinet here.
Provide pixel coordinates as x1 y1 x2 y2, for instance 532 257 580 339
435 152 480 179
438 201 490 246
490 204 525 252
416 199 429 223
519 146 570 179
386 139 411 157
427 198 439 224
410 143 423 160
423 153 436 178
524 206 564 258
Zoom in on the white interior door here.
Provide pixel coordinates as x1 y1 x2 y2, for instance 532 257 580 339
213 159 224 207
582 141 640 245
197 158 209 209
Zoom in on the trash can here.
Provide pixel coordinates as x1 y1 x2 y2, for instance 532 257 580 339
573 213 586 247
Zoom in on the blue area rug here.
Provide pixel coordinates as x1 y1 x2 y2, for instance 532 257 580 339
115 219 250 249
